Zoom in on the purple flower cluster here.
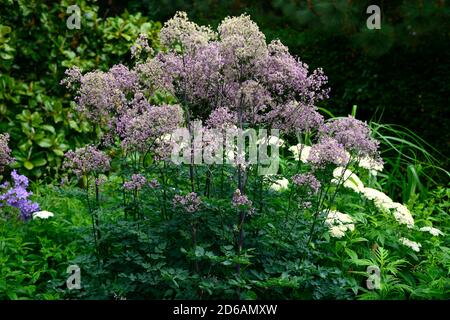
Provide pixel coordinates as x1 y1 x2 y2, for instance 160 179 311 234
0 133 13 172
139 13 329 132
61 64 138 124
232 189 252 208
206 107 238 130
123 174 147 190
291 173 321 194
307 137 350 169
118 104 184 156
0 170 39 220
63 145 111 177
148 178 160 189
173 192 202 213
258 39 329 104
322 116 379 157
62 13 332 163
131 33 153 59
267 101 324 135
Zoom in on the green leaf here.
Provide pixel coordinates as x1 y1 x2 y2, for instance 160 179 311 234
53 149 64 156
345 248 358 261
36 138 52 148
195 246 205 257
32 157 47 167
24 161 34 170
41 125 55 134
68 120 80 131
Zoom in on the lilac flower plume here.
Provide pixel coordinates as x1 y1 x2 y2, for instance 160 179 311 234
0 170 40 220
0 133 13 172
123 174 147 190
148 178 160 189
232 189 252 207
131 33 153 59
118 104 183 155
173 192 202 213
292 173 321 194
308 137 350 169
63 145 110 177
206 107 238 130
322 116 379 157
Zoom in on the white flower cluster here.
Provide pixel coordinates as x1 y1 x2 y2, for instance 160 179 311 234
32 210 54 220
399 237 422 252
160 11 216 52
218 14 267 62
419 226 444 237
362 187 414 228
289 143 311 163
269 177 289 191
331 167 365 193
325 210 355 238
357 156 384 174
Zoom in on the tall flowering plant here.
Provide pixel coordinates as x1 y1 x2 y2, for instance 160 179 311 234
61 12 428 283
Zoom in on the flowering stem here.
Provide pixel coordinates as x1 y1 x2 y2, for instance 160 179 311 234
85 176 99 257
318 159 356 232
204 166 211 198
307 186 325 245
236 210 246 276
159 165 168 219
191 214 199 273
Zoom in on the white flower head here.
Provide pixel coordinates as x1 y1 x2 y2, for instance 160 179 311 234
399 237 421 252
33 210 54 220
332 167 365 193
289 143 311 163
391 203 415 228
362 188 415 228
325 210 355 238
269 177 289 191
419 226 444 237
357 156 384 172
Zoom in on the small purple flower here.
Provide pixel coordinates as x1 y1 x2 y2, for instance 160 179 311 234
109 64 138 92
95 176 107 186
291 173 321 194
173 192 202 213
322 116 379 158
0 170 40 220
206 107 238 130
123 174 147 190
148 178 160 189
131 33 153 58
307 137 349 169
118 104 183 155
232 189 252 207
63 145 110 177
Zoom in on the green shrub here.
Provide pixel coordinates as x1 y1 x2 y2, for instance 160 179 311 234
0 0 160 179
